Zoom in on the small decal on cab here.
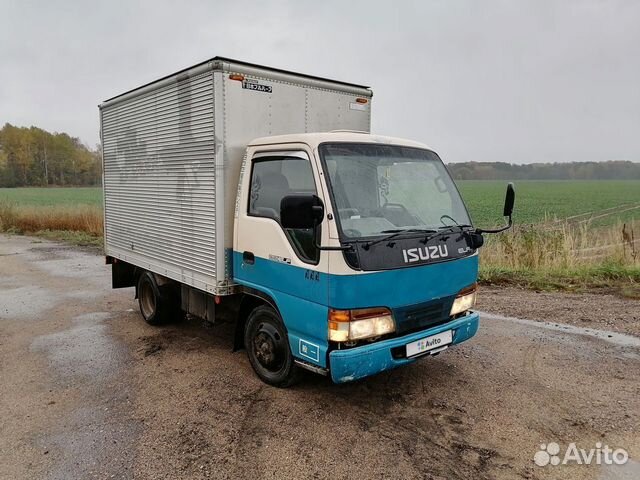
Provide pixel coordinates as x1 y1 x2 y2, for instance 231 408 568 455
299 339 320 362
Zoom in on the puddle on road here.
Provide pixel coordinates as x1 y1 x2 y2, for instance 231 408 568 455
3 236 138 478
21 243 109 284
0 285 58 319
30 312 125 383
1 240 108 321
479 311 640 349
0 285 104 320
30 310 138 480
30 255 108 281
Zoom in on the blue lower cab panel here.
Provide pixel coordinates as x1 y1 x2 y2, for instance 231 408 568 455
329 312 480 383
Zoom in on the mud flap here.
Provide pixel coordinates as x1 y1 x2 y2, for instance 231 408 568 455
111 261 136 289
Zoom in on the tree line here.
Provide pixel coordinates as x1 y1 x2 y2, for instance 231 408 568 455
0 123 101 187
447 160 640 180
1 122 638 186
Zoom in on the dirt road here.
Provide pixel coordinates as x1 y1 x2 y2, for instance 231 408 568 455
1 234 638 480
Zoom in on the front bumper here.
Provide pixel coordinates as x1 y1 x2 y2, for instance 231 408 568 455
329 311 479 383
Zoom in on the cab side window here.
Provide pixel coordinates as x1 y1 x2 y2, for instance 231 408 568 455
249 155 320 264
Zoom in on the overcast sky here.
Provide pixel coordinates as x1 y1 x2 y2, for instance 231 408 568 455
1 0 639 163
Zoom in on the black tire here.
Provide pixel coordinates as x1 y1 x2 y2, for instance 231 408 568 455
137 271 175 325
244 305 299 387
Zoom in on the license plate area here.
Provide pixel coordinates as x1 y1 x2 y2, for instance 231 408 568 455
406 330 453 358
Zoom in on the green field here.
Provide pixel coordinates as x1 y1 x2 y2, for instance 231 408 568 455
457 180 640 227
0 187 102 207
2 181 639 226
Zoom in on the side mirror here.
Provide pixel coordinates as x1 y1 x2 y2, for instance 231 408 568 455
503 182 515 217
475 182 515 235
280 195 324 229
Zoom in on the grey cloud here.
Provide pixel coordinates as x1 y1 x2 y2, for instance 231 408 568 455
1 0 638 163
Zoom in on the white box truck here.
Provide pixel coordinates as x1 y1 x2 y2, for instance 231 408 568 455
100 57 514 386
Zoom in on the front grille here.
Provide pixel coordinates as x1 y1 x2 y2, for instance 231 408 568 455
393 297 455 335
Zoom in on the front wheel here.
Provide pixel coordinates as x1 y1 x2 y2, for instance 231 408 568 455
244 305 298 387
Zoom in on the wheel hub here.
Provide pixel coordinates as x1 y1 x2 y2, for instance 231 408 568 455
140 281 156 318
252 323 285 372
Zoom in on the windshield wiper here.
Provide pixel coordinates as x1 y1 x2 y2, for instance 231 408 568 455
416 223 473 244
362 228 437 250
439 215 472 232
437 223 473 234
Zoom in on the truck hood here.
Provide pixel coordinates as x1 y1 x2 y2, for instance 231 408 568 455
328 254 478 310
329 254 478 335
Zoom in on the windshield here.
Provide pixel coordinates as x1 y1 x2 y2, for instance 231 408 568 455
319 143 471 239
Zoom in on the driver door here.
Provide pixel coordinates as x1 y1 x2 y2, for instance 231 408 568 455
234 149 331 368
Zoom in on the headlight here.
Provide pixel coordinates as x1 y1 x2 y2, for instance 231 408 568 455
328 307 395 342
450 283 478 316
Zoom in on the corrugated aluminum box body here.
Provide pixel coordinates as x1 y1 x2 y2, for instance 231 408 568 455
100 57 372 294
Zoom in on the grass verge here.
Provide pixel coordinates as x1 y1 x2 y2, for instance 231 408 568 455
0 200 103 248
33 229 104 248
479 264 640 298
478 218 639 296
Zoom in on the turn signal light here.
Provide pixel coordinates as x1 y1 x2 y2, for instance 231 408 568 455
229 74 245 81
355 97 368 104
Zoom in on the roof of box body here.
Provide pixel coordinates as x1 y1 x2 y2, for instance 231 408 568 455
101 56 371 106
248 132 430 151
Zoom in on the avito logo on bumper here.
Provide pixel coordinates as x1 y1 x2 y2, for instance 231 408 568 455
402 245 449 263
406 330 453 357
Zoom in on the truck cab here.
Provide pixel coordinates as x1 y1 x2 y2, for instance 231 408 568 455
233 131 481 385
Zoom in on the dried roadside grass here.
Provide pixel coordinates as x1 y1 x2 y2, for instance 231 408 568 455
481 220 639 270
1 198 638 290
0 201 103 236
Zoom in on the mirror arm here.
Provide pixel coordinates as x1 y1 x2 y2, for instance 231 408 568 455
476 216 513 234
316 243 353 251
311 221 353 251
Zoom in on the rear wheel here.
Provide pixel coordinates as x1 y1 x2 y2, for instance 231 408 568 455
244 305 298 387
137 271 175 325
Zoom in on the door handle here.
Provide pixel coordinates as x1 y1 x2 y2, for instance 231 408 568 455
242 251 255 265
